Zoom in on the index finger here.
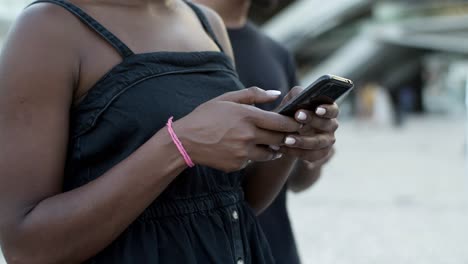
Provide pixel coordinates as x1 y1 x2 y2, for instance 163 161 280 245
315 103 339 119
251 109 301 133
215 87 282 105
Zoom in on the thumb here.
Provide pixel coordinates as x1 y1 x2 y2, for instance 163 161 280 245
279 86 304 106
215 87 282 105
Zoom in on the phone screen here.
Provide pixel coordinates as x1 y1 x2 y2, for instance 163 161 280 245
277 75 354 117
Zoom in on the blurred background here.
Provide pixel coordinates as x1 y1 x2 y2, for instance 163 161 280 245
0 0 467 263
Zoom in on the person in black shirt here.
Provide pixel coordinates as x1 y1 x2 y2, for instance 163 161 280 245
195 0 336 263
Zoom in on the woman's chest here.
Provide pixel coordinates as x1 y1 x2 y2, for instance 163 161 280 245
71 64 243 139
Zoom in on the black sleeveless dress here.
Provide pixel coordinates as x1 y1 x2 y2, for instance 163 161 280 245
28 1 274 263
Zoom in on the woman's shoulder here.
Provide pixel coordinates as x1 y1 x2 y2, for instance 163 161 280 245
190 3 235 60
7 2 85 59
0 2 82 94
191 3 224 30
16 2 82 36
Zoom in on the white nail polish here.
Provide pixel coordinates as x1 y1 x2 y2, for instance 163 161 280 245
266 90 282 96
297 111 307 121
316 107 326 116
284 137 296 146
270 145 280 151
274 153 283 160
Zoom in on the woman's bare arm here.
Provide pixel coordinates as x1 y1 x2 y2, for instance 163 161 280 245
0 6 187 263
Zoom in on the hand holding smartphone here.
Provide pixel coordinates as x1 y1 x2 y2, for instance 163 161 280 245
276 74 354 117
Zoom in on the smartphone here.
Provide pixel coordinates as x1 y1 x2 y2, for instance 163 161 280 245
276 74 354 117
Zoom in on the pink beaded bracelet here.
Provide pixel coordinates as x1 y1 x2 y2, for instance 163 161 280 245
166 117 195 168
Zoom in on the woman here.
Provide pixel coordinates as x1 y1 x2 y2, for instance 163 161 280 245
0 0 303 263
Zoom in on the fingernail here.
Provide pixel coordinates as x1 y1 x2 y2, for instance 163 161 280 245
316 107 326 116
273 153 283 160
270 145 280 151
266 90 282 96
297 111 307 121
284 137 296 146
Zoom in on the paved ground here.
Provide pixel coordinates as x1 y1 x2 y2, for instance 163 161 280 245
1 115 466 264
289 115 468 264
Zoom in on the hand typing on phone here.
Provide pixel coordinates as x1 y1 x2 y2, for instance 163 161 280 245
275 87 338 163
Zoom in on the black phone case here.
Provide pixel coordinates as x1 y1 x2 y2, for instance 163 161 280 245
277 75 354 117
